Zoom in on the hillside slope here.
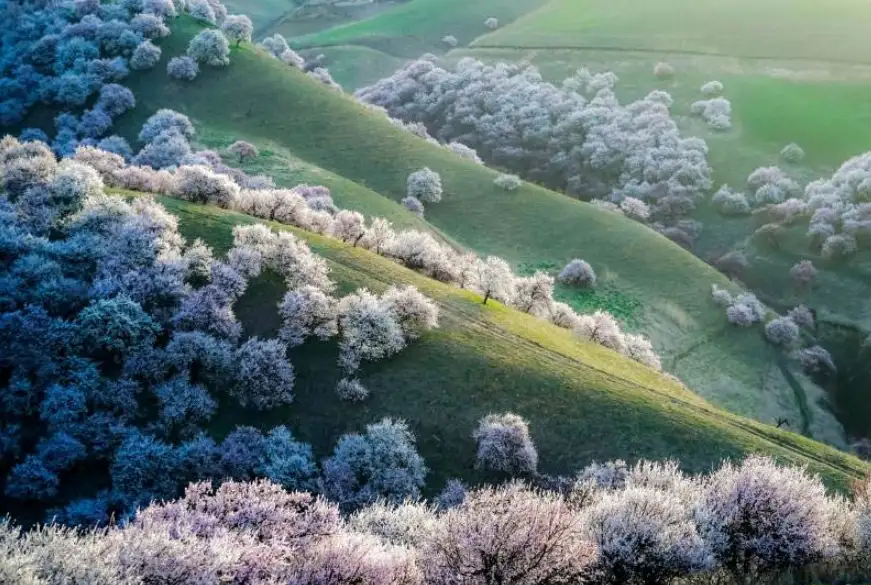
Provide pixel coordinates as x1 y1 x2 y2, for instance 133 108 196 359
109 17 844 443
476 0 871 63
293 0 549 56
150 193 868 490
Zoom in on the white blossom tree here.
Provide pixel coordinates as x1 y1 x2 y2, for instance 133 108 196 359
221 14 253 47
231 338 295 410
407 168 443 203
278 285 338 346
472 413 538 475
424 483 596 585
187 29 231 67
337 289 406 373
695 456 843 582
475 256 515 305
559 259 596 287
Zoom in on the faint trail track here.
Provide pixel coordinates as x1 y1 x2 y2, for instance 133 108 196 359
468 43 871 68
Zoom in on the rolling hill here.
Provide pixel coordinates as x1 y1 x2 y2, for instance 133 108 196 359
293 0 549 57
146 192 868 490
104 15 848 445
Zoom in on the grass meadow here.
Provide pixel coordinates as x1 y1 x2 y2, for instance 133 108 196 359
80 15 850 450
147 194 868 490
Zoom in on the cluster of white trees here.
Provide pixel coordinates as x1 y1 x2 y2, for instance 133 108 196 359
690 97 732 131
473 412 538 475
707 151 871 261
356 57 714 244
800 152 871 259
0 132 442 519
404 167 442 216
0 0 250 157
7 453 871 585
71 110 663 372
711 284 833 373
257 31 343 90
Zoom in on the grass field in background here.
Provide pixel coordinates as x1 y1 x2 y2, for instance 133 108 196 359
477 0 871 63
294 0 548 56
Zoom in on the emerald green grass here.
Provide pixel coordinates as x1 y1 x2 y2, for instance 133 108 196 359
221 0 296 34
268 2 399 41
194 126 443 236
152 193 869 490
299 45 408 90
109 16 842 441
293 0 549 56
477 0 871 63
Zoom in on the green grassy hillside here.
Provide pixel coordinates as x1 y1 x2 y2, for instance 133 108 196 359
452 0 871 338
221 0 295 32
478 0 871 62
149 193 868 490
108 16 847 444
293 0 549 56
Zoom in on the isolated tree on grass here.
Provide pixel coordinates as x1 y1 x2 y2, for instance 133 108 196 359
653 62 675 79
188 29 231 67
473 412 538 475
475 256 514 305
222 14 254 47
559 259 596 287
407 168 443 203
781 142 806 164
336 378 370 402
620 197 650 221
227 140 258 161
494 173 522 191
